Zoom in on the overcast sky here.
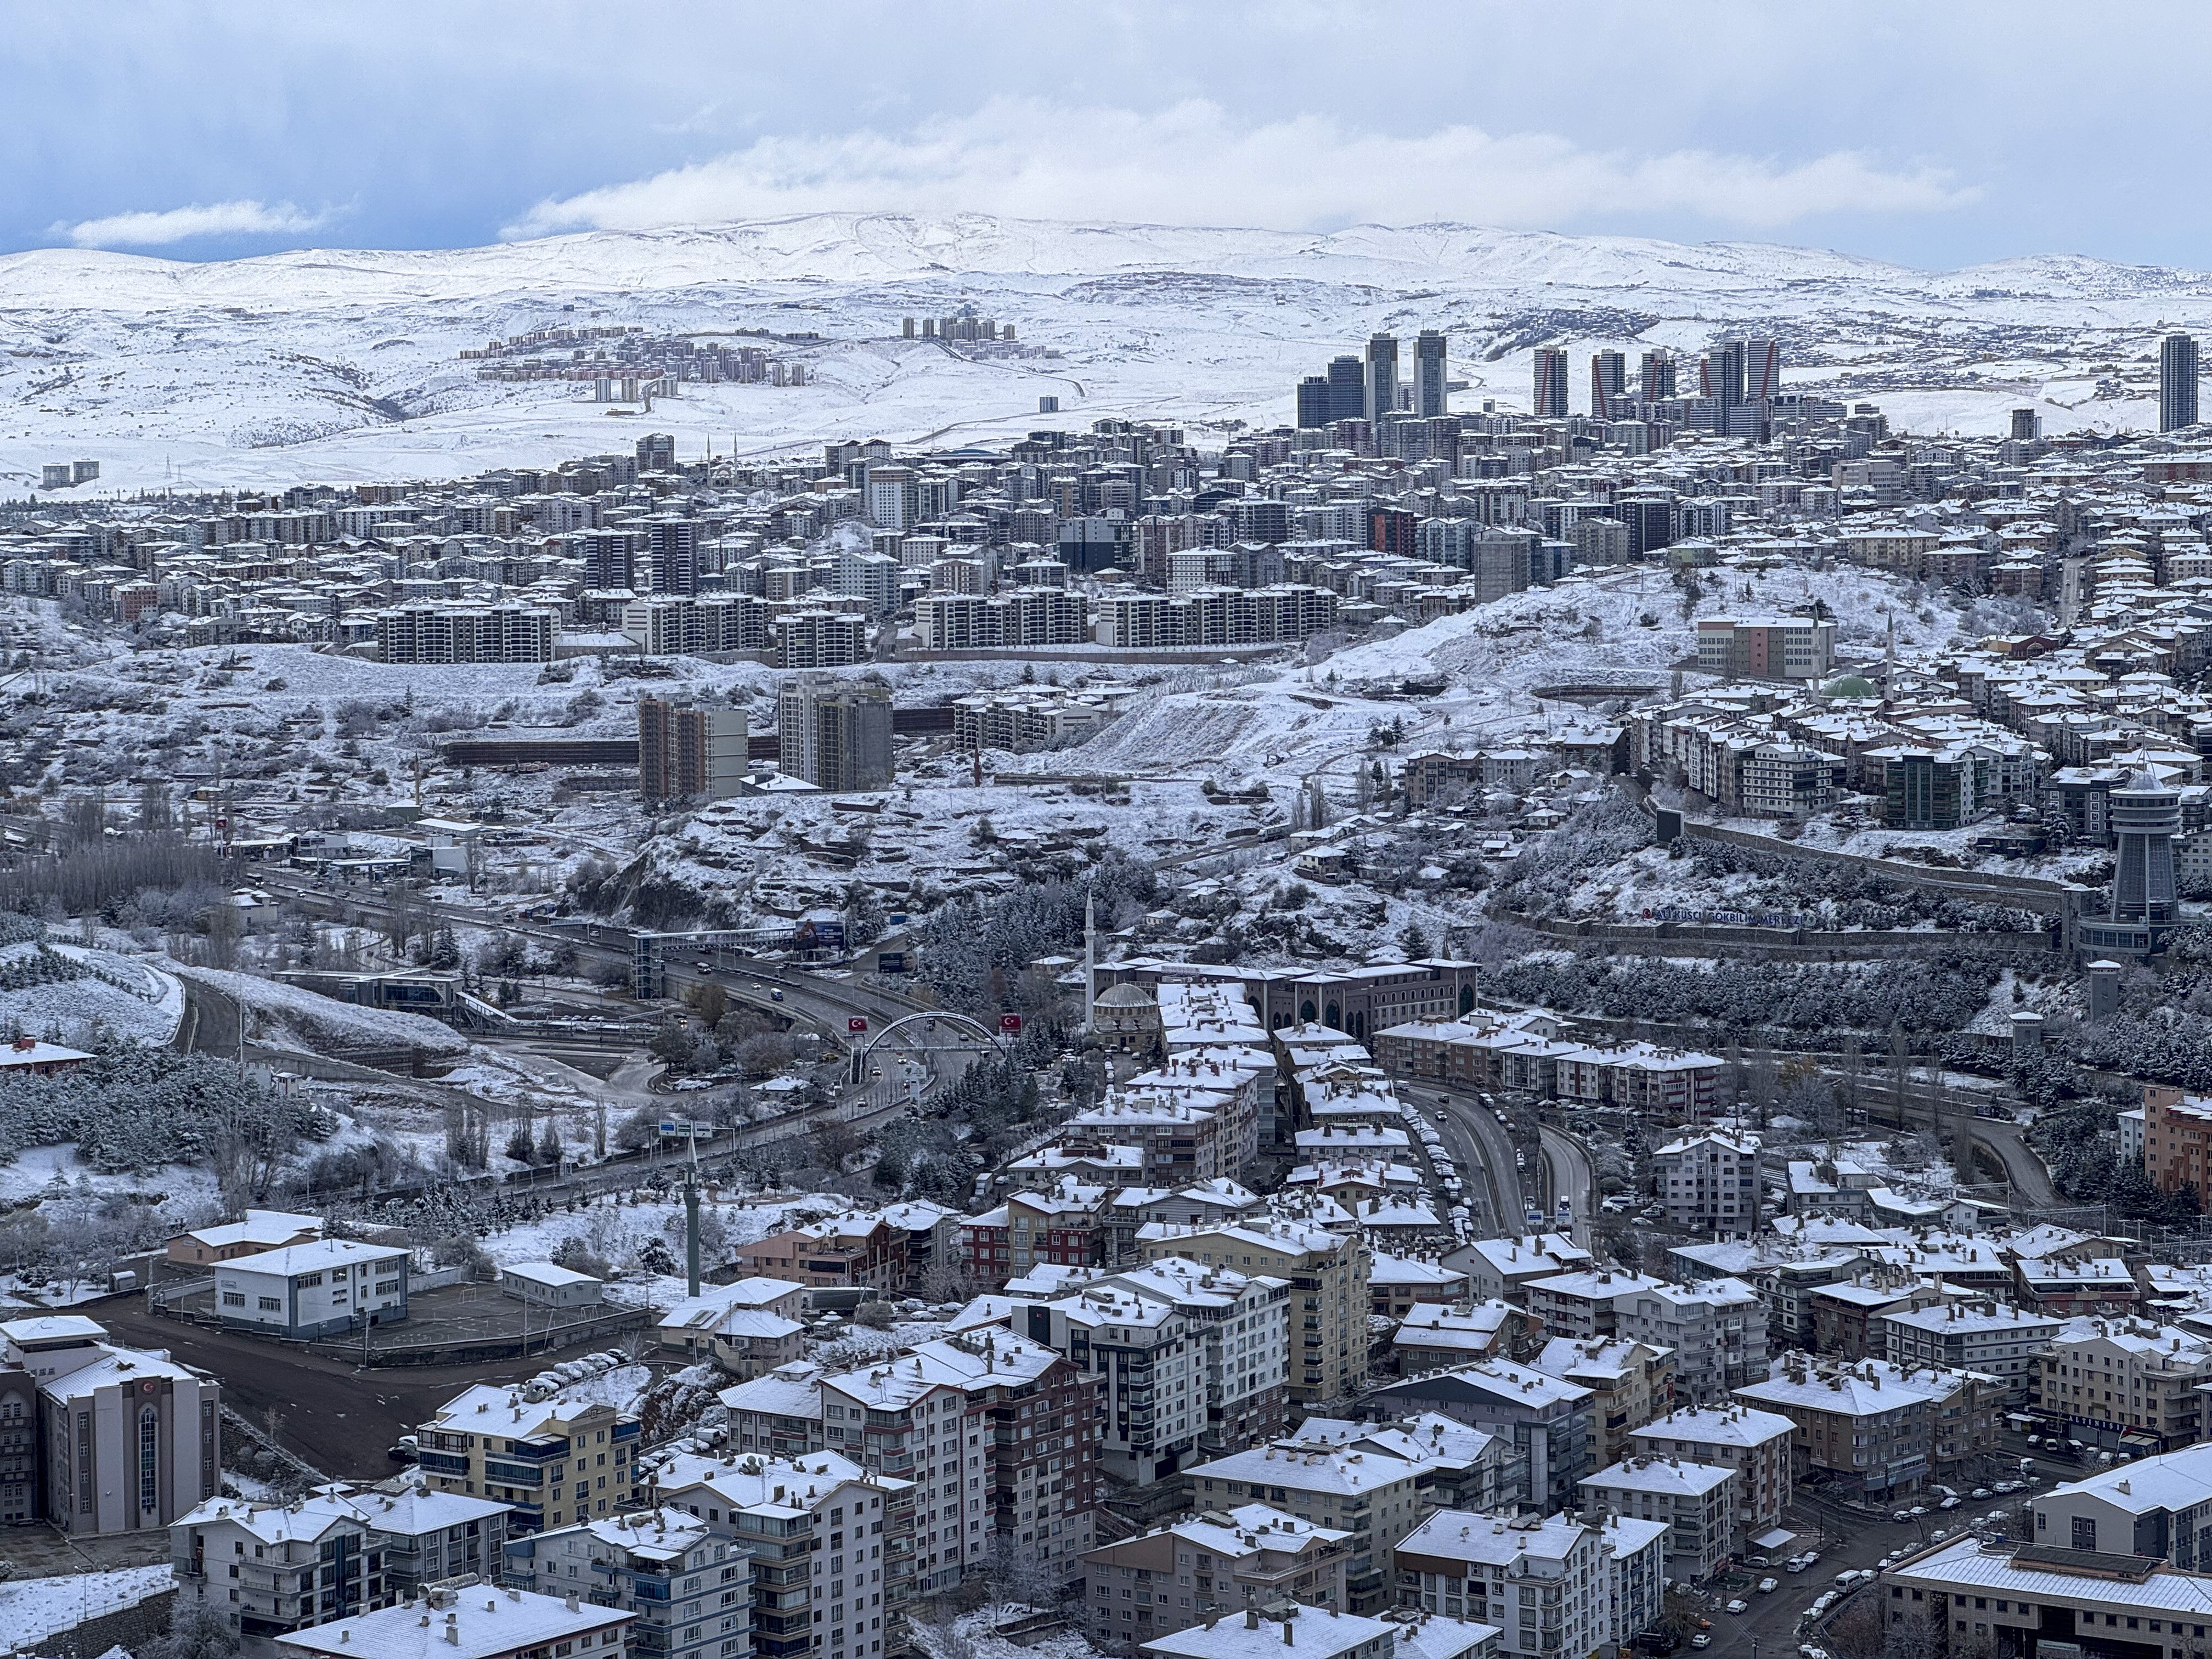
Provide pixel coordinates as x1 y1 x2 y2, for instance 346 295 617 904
4 2 2202 271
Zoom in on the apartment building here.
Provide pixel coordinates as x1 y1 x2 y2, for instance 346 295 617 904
1694 615 1836 681
812 1330 1098 1594
1013 1256 1294 1464
1577 1458 1738 1581
415 1387 640 1534
1531 1340 1676 1472
172 1492 383 1639
1184 1441 1432 1614
731 1215 907 1291
2144 1083 2212 1206
2031 1321 2212 1452
1098 585 1339 650
375 602 554 664
347 1484 510 1598
1367 1361 1594 1514
1068 1098 1232 1185
275 1584 633 1659
505 1508 751 1659
1080 1503 1350 1652
1137 1220 1370 1405
1879 1302 2062 1404
1392 1511 1616 1659
2029 1442 2212 1564
1522 1272 1669 1342
963 1181 1117 1283
720 1363 828 1463
1142 1605 1486 1659
917 590 1090 650
1393 1304 1520 1374
1733 1358 1999 1498
11 1313 222 1538
1651 1131 1763 1237
1611 1279 1769 1403
652 1449 912 1659
1456 1236 1594 1306
776 675 893 793
1625 1404 1793 1543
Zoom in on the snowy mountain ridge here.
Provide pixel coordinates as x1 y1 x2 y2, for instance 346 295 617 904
8 212 2212 311
6 211 2212 494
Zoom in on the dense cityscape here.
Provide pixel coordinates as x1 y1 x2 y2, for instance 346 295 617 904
9 288 2212 1659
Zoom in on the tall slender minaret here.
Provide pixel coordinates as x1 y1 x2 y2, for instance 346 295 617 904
1882 612 1896 698
1083 888 1097 1035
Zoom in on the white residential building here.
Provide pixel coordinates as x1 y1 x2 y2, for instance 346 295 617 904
1393 1511 1610 1659
1878 1302 2062 1403
1612 1280 1770 1402
1652 1132 1763 1237
1577 1458 1739 1581
1626 1404 1794 1542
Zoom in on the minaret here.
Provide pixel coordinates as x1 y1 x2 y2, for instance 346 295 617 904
1083 889 1097 1036
1882 612 1895 698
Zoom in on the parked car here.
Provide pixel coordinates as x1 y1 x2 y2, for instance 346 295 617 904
1971 1488 1992 1500
1689 1638 1711 1650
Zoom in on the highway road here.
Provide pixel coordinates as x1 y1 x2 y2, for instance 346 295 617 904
1397 1081 1526 1240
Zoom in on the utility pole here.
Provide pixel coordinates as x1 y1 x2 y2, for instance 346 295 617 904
684 1126 702 1299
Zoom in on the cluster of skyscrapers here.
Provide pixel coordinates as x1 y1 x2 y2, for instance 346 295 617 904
1295 329 1448 427
1532 340 1778 432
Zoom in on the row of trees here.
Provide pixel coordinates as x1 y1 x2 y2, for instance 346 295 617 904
917 854 1156 1017
1490 952 2001 1039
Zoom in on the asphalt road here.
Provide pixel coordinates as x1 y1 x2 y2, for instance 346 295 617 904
1535 1124 1596 1250
1397 1082 1525 1238
98 1296 540 1482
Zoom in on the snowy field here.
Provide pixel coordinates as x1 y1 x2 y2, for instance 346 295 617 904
3 211 2207 495
0 1564 173 1648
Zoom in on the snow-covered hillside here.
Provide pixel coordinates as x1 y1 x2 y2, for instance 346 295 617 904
4 211 2209 493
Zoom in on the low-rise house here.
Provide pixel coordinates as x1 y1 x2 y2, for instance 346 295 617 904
500 1261 604 1308
166 1209 325 1266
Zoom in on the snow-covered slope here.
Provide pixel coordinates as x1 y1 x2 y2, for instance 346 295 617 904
4 211 2208 492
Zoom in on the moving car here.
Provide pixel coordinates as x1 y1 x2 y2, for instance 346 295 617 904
1726 1601 1749 1615
1758 1579 1779 1595
1689 1639 1711 1650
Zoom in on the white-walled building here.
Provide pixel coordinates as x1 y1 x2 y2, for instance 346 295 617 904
216 1239 410 1339
1652 1132 1763 1237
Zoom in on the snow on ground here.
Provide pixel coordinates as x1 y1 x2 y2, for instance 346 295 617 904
0 1565 173 1646
0 1140 220 1208
3 212 2205 496
477 1191 845 1290
912 1603 1104 1659
0 940 183 1048
549 1363 653 1413
175 964 470 1056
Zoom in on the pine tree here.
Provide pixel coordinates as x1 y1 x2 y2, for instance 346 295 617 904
537 1122 562 1166
505 1122 537 1164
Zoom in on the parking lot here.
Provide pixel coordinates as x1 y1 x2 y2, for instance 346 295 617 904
97 1297 550 1481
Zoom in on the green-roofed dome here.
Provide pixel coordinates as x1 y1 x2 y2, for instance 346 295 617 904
1823 674 1877 698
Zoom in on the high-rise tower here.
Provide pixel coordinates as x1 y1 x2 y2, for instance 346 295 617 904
2161 333 2200 432
1363 333 1400 422
1413 330 1448 417
1590 351 1626 420
1640 349 1677 402
1532 348 1569 419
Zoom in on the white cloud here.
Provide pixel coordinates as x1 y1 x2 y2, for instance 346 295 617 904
509 98 1974 239
61 199 331 249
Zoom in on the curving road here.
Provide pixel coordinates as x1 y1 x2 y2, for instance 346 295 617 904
1534 1124 1596 1251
